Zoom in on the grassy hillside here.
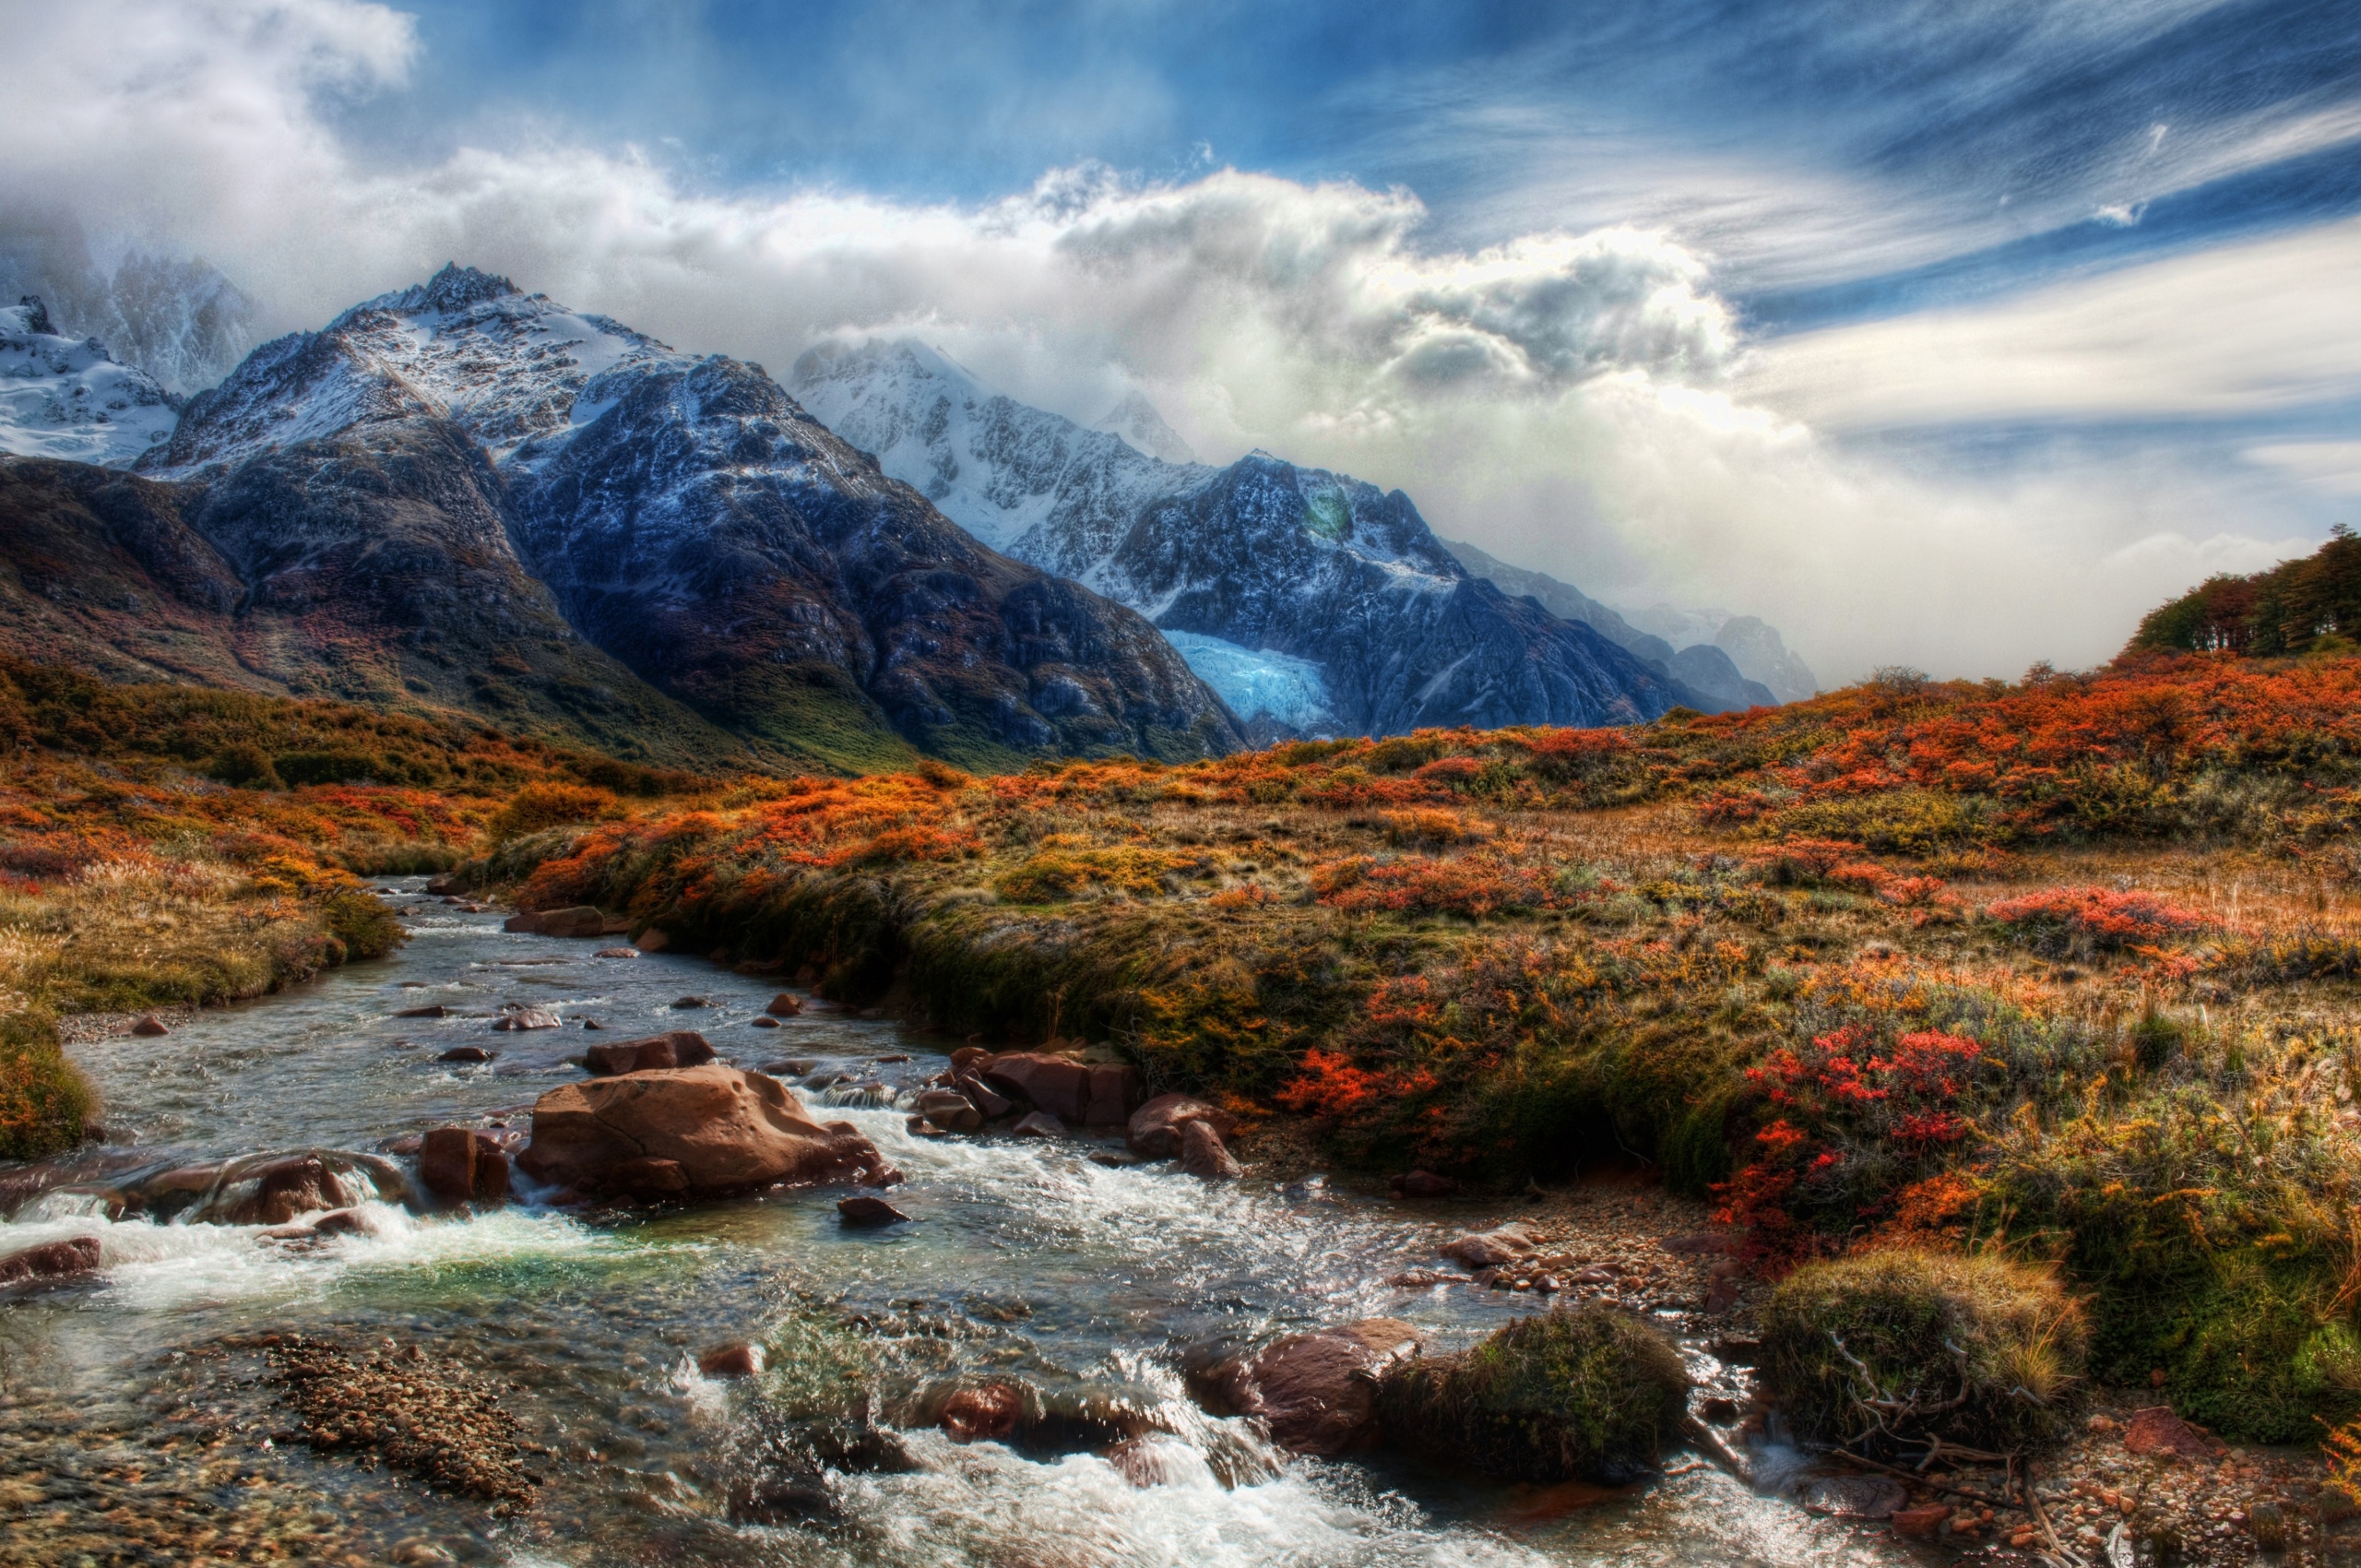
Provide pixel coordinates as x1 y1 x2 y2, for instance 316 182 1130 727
0 456 768 773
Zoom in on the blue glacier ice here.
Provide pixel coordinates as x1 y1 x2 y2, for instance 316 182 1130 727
1160 629 1337 734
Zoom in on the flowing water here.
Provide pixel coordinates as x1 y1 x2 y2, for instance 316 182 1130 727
0 881 1923 1566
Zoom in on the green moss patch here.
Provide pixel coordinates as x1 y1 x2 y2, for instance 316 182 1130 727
1376 1303 1689 1482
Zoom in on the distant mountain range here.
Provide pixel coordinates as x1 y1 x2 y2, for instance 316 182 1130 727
794 339 1792 737
0 268 1240 770
1437 539 1818 706
0 267 1814 774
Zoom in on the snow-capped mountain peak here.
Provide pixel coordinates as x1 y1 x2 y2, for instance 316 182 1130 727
791 335 1208 564
1094 389 1195 464
0 297 180 468
144 262 682 477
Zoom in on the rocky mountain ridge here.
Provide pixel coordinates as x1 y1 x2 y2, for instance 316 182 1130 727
1439 538 1817 706
792 339 1704 735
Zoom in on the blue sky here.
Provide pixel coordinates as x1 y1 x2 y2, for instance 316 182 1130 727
7 0 2360 676
361 0 2361 317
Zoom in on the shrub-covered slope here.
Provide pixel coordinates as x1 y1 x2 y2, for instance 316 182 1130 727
489 653 2361 1444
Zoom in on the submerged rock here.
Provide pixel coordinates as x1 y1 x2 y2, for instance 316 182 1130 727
219 1155 351 1225
837 1195 910 1227
1375 1302 1689 1482
938 1383 1024 1442
1801 1474 1909 1520
699 1341 764 1378
0 1234 101 1286
492 1006 562 1031
267 1335 537 1509
516 1064 900 1199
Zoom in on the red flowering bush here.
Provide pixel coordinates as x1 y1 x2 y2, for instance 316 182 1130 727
1310 851 1565 917
1985 885 2208 956
1716 1022 1994 1258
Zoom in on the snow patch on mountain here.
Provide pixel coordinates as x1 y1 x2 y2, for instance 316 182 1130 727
796 335 1691 733
144 266 684 479
0 300 179 467
1161 629 1337 733
0 236 255 395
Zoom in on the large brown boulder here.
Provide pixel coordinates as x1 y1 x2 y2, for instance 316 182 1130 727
417 1128 512 1207
1127 1093 1234 1158
1194 1319 1421 1455
1439 1225 1542 1269
583 1030 716 1075
221 1156 350 1225
980 1053 1140 1126
517 1065 900 1199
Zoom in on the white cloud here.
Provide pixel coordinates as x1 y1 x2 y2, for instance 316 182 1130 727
2246 441 2361 497
0 0 2338 685
1740 216 2361 429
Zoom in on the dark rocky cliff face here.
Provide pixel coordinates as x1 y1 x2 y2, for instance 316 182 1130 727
507 356 1240 766
0 445 752 768
1109 455 1686 732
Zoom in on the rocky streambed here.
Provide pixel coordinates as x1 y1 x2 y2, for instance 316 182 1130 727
0 880 2319 1565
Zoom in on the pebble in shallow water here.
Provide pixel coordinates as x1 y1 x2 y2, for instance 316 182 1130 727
266 1335 539 1511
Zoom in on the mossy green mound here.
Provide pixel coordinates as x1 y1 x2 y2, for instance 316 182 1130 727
1375 1303 1689 1482
1761 1249 2086 1453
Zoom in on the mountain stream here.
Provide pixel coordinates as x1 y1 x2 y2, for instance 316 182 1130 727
0 881 1922 1566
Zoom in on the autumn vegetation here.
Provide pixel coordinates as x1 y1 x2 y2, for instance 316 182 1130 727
15 630 2361 1449
493 649 2361 1447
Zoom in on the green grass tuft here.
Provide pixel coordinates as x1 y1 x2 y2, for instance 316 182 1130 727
1760 1249 2087 1454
